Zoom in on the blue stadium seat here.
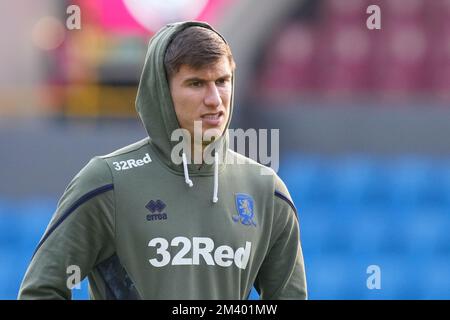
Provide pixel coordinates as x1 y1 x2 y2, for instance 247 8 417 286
420 257 450 299
305 253 376 299
301 210 331 254
400 209 450 255
332 156 382 209
388 158 435 210
434 162 450 208
72 278 90 300
247 287 259 300
0 215 22 248
279 155 323 208
280 155 346 209
306 254 359 299
0 247 27 299
0 198 55 299
347 210 391 255
360 255 420 299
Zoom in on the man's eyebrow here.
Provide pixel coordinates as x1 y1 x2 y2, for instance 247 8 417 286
182 74 232 83
217 74 232 80
183 77 204 84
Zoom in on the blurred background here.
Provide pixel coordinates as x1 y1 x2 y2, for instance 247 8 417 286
1 0 450 299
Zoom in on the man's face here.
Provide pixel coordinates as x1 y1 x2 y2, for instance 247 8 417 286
169 56 233 142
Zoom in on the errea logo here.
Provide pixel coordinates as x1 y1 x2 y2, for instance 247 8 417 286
145 199 167 221
113 153 152 171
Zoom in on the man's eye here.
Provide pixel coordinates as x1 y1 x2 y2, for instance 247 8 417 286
217 78 232 87
190 81 202 87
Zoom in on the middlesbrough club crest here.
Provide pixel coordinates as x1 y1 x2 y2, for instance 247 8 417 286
233 193 256 227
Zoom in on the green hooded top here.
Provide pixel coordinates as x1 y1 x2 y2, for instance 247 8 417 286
18 21 307 300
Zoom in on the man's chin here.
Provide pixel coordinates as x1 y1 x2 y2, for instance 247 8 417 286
202 128 224 145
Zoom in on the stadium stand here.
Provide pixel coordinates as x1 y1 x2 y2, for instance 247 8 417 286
256 0 450 103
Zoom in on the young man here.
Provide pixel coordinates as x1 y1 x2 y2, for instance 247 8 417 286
18 21 307 300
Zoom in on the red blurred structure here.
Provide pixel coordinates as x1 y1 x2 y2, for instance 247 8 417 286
256 0 450 105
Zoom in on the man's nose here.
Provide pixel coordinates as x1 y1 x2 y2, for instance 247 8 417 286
203 83 222 108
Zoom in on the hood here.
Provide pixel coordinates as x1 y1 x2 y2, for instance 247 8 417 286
135 21 234 177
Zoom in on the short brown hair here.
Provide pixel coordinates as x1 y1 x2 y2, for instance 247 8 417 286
164 26 236 79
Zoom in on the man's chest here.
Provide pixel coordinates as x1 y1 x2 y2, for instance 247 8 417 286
113 181 266 270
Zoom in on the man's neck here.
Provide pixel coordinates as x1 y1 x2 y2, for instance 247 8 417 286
191 141 205 165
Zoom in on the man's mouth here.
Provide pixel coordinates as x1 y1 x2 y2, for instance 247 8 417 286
200 112 224 126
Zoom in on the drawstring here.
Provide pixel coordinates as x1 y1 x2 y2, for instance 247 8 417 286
213 151 219 203
182 152 193 187
182 151 219 203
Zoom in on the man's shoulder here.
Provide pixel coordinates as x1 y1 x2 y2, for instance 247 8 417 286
73 138 150 186
227 149 279 179
225 150 297 216
226 149 281 187
99 137 150 160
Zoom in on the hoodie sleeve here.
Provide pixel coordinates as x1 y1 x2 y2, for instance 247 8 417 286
17 157 115 300
254 176 307 300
